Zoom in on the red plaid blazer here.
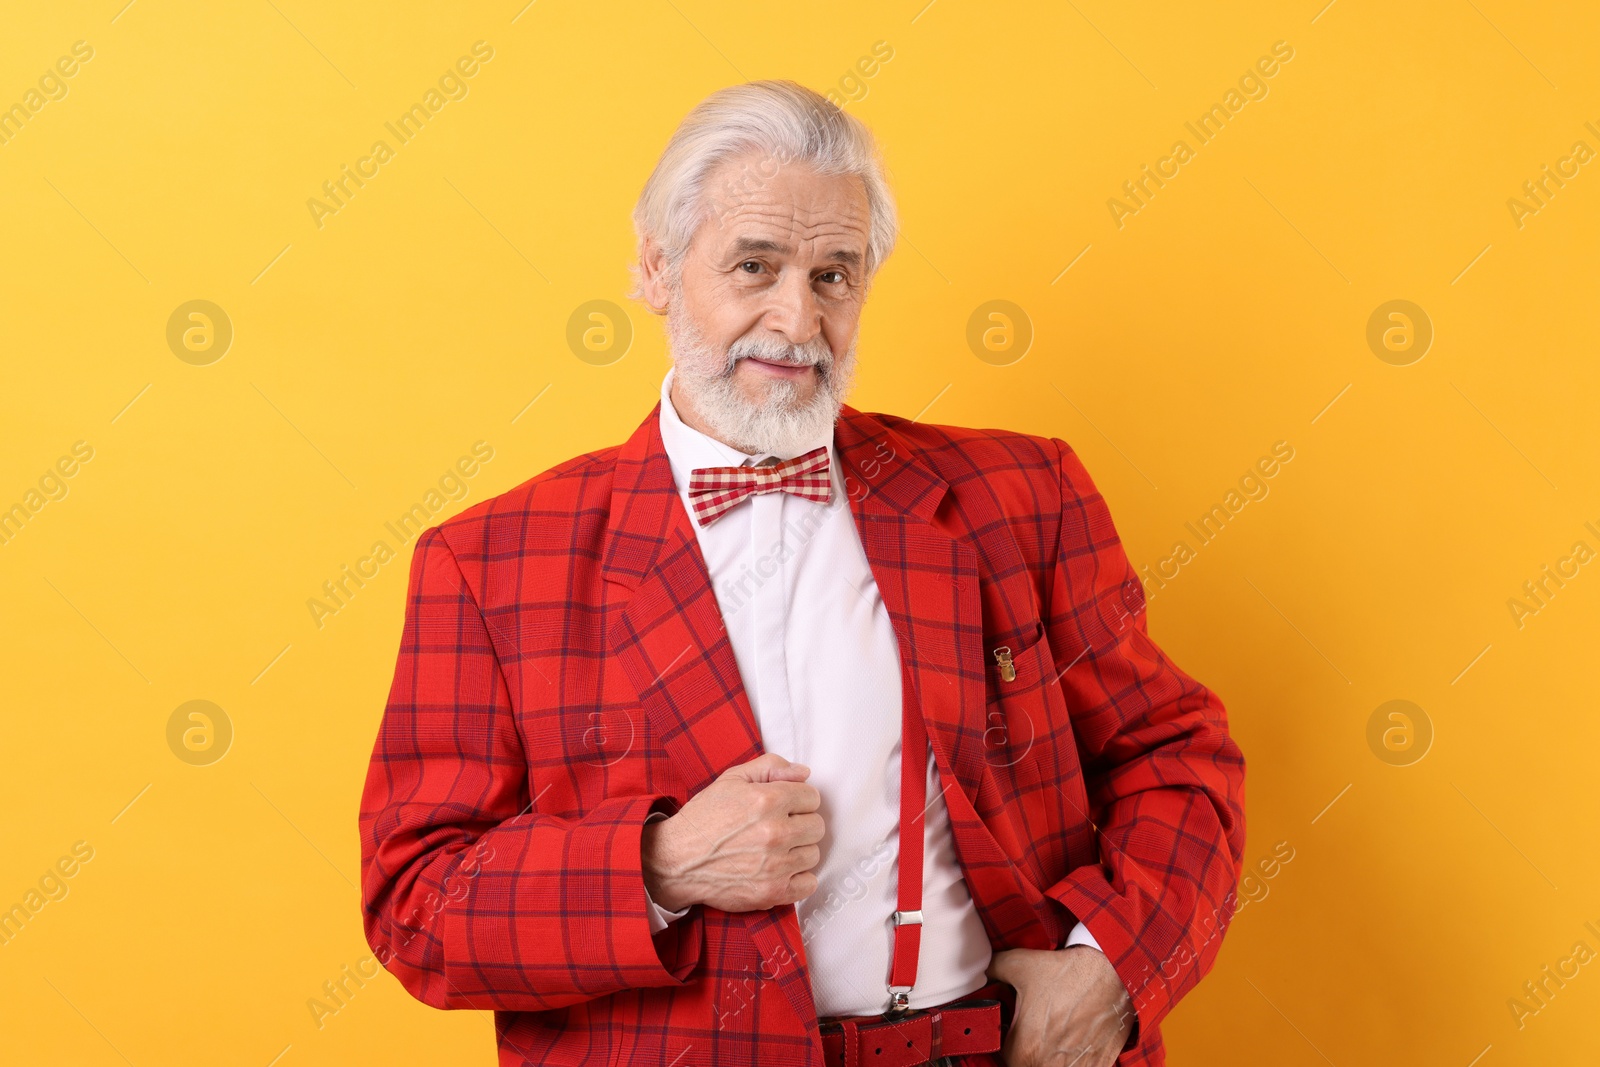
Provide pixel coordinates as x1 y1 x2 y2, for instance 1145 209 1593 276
359 401 1247 1066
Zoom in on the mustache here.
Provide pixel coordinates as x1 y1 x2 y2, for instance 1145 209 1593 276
722 338 834 376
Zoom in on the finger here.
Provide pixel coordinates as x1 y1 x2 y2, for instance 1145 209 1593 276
998 1010 1022 1067
724 753 797 783
986 948 1017 985
993 947 1049 987
786 843 821 873
739 754 813 784
765 781 822 814
785 871 819 902
786 812 825 845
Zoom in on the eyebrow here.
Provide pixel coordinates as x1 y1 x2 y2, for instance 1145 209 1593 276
728 236 862 269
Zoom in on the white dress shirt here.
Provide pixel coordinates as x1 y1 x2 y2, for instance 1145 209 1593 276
643 367 1099 1016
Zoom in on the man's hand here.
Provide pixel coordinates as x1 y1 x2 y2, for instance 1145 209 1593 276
641 753 824 914
987 946 1133 1067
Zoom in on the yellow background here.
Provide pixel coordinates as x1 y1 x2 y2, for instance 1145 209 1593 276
2 1 1596 1063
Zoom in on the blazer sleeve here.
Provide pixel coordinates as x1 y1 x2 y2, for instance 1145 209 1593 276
1039 439 1247 1043
358 526 704 1011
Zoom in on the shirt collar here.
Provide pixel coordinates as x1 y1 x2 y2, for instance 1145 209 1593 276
657 366 839 511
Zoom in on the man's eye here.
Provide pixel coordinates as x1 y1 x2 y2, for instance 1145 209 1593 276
739 261 762 273
818 271 845 284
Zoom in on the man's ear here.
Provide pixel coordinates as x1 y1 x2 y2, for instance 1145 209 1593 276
638 236 670 315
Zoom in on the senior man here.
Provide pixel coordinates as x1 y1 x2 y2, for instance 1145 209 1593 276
360 80 1245 1067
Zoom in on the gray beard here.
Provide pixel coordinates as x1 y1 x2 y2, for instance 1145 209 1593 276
666 292 856 458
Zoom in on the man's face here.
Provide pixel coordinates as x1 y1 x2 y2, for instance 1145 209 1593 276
646 150 873 455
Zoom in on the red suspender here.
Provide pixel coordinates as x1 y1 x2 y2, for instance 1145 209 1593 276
887 668 927 1011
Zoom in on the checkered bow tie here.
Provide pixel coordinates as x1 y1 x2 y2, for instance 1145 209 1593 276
688 445 831 526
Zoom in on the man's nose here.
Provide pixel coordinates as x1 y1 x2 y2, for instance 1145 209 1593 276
761 270 824 348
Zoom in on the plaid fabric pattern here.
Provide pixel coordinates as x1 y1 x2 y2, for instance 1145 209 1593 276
358 401 1246 1067
686 444 832 526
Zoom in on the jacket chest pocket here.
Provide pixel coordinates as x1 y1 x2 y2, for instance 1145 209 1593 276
981 621 1060 780
982 620 1098 872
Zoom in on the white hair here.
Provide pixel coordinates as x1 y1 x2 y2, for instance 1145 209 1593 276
629 79 898 302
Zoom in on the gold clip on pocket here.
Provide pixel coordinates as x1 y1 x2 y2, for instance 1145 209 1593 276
992 646 1016 682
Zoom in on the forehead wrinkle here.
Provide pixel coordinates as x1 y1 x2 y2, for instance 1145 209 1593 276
698 157 869 234
711 177 868 219
712 204 869 253
718 200 868 229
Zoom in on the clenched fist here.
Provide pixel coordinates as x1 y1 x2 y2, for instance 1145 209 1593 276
641 753 825 914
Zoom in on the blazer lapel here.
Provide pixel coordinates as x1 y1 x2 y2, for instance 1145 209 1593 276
833 406 987 804
601 404 827 1053
835 407 1058 952
603 404 765 796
